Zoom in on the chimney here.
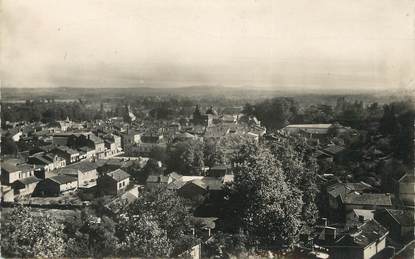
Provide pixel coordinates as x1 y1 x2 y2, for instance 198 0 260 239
320 218 328 227
324 227 337 242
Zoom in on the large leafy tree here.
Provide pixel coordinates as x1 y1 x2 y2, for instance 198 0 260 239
116 213 172 257
1 135 18 156
119 187 199 256
204 134 253 167
269 136 320 229
243 97 298 129
1 206 67 258
167 139 204 175
225 144 303 249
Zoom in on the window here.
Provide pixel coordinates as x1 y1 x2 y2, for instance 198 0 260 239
119 182 122 189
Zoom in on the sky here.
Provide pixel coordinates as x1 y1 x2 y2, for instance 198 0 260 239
1 0 414 90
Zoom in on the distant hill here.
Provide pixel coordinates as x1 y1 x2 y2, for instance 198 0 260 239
1 85 410 103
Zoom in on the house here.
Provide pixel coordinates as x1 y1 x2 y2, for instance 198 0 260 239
1 160 36 185
395 240 415 259
342 193 393 212
51 146 80 164
281 124 335 136
204 125 230 139
120 130 141 148
327 182 373 210
102 134 122 157
98 169 130 195
221 114 237 124
78 133 106 159
104 185 142 214
396 174 415 206
28 153 66 173
322 144 347 163
346 209 375 224
58 161 98 189
374 209 414 242
52 133 78 146
146 175 172 189
9 129 23 142
178 178 223 199
11 176 41 196
316 219 389 259
207 165 230 177
1 185 14 202
78 147 95 161
37 175 78 196
193 105 213 126
174 132 197 143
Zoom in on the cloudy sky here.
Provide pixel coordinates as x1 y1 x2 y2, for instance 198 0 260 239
1 0 414 90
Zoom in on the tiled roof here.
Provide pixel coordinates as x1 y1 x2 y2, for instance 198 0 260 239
106 169 130 182
398 173 415 183
1 161 20 173
284 124 333 129
186 178 223 191
55 146 79 155
327 182 372 198
65 161 98 172
337 220 388 248
49 174 77 185
343 193 392 206
17 176 41 185
380 209 415 226
323 145 346 155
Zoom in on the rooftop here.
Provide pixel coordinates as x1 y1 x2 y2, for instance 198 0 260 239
323 145 346 155
16 176 41 185
106 169 130 182
284 124 333 129
377 209 414 226
327 182 373 198
343 193 392 206
49 174 78 185
337 220 388 248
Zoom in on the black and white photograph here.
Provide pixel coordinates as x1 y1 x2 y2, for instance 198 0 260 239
1 0 414 258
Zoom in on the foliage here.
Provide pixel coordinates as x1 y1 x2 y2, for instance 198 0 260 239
225 144 303 249
204 134 253 167
1 135 18 156
117 213 172 257
167 139 205 175
120 186 199 256
203 231 249 258
269 136 320 228
243 97 298 129
1 206 67 258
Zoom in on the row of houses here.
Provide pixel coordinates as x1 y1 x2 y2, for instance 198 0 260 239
1 159 132 202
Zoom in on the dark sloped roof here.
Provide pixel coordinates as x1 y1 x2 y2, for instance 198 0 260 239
382 209 414 226
343 193 392 206
186 179 223 191
327 182 372 198
106 169 130 182
55 146 79 155
65 161 98 172
323 145 345 155
17 176 41 185
49 174 77 185
398 173 415 183
1 161 20 173
167 179 186 190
